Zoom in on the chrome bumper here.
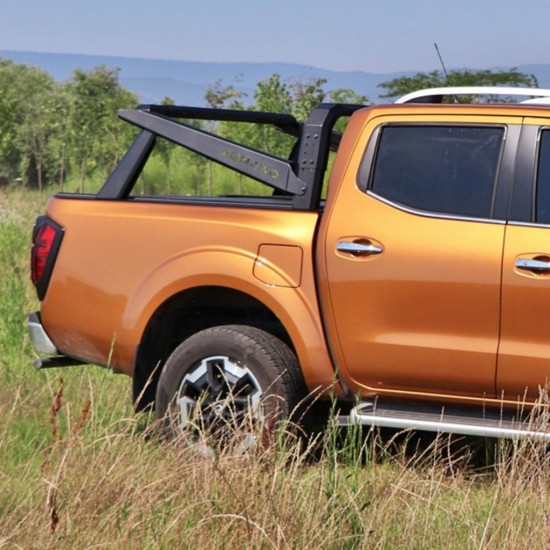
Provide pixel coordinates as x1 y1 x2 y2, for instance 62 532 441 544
28 312 58 355
28 312 85 369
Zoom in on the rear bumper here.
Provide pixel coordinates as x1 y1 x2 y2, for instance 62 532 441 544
28 312 85 369
28 312 58 354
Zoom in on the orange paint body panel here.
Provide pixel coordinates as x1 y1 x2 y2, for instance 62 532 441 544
499 224 550 399
317 106 542 407
41 198 336 392
321 192 503 397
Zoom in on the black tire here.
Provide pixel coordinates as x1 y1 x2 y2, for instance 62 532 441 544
155 325 306 450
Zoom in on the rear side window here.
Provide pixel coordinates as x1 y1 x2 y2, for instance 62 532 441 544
366 125 504 219
536 130 550 224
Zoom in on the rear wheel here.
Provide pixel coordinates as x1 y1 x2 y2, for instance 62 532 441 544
155 325 306 453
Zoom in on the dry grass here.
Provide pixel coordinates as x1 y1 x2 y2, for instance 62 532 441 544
2 188 550 549
3 382 550 549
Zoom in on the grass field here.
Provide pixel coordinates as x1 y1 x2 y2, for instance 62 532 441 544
1 188 550 549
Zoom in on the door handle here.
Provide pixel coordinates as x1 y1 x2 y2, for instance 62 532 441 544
515 258 550 273
337 241 383 256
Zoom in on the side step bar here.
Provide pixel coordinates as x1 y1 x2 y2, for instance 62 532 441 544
339 401 550 440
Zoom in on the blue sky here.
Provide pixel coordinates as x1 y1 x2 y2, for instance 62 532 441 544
1 0 550 74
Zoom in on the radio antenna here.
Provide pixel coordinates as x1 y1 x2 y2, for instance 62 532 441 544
434 42 449 80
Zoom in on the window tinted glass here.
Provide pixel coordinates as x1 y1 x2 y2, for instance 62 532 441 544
369 126 504 218
536 130 550 224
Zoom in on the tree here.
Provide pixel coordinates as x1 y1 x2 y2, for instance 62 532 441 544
153 96 175 195
329 88 370 132
254 74 293 114
291 77 327 121
203 78 247 195
46 85 74 190
379 68 539 101
329 88 369 105
68 65 137 192
0 60 44 185
16 78 57 191
250 74 295 157
0 59 23 183
0 58 67 189
204 77 247 110
0 59 141 191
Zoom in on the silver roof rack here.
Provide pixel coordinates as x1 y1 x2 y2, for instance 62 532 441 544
395 86 550 105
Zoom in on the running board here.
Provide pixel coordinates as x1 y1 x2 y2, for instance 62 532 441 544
339 401 550 440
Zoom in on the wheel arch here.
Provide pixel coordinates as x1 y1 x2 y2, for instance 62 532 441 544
132 285 298 411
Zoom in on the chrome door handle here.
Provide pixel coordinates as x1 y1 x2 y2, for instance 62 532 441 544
337 241 383 256
515 259 550 273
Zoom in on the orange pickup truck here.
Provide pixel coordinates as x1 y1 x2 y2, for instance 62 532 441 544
28 87 550 441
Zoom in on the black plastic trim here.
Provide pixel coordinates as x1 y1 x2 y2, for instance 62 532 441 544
112 102 365 211
137 104 302 136
493 124 521 221
118 109 308 196
98 130 156 199
357 126 381 192
509 124 539 223
293 103 365 210
127 194 296 209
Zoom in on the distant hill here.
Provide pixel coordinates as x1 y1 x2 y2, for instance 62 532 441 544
0 50 414 105
2 50 550 106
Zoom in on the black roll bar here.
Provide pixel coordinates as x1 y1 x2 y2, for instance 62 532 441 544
99 102 366 208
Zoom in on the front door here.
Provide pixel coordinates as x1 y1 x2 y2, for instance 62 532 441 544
322 116 514 399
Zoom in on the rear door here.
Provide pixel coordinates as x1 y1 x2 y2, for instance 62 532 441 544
321 112 519 399
499 120 550 401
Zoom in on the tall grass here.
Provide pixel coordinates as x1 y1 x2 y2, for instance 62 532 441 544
2 188 550 548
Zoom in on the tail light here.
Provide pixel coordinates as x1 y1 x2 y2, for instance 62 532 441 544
31 216 64 300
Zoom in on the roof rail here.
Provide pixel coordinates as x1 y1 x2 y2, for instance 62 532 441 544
395 86 550 105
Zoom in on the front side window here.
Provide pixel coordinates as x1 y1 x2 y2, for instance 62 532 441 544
367 125 504 219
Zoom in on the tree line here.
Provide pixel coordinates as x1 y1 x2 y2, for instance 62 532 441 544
0 56 538 192
0 60 137 191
